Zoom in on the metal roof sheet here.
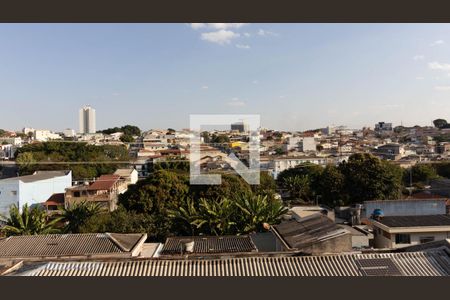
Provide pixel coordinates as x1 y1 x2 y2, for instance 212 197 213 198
14 251 450 276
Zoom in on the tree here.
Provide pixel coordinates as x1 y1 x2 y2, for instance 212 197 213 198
119 134 134 143
1 204 61 236
251 171 277 198
192 197 237 236
210 134 230 144
339 153 403 203
189 173 252 200
234 193 287 233
405 164 439 185
80 208 157 238
433 162 450 179
59 201 101 233
314 165 345 207
433 119 448 129
119 170 189 214
274 147 285 155
280 175 311 201
201 131 211 143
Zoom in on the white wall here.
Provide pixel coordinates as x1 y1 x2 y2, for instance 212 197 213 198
0 172 72 218
374 227 450 249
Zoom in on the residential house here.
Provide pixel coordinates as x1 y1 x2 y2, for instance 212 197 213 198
372 214 450 249
64 174 128 211
0 171 72 218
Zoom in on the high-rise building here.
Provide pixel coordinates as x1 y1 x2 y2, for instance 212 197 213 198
79 105 96 134
231 121 249 133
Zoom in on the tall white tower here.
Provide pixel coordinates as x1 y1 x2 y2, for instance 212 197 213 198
79 105 96 134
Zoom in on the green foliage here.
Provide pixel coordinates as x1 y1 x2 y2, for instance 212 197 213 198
201 131 211 143
119 170 189 214
433 119 449 129
404 164 439 185
119 134 134 143
339 153 403 203
169 193 287 236
210 134 230 144
251 171 277 198
79 207 158 238
433 162 450 179
280 175 311 200
0 129 6 137
100 125 141 136
153 157 190 172
59 201 101 233
313 165 345 207
15 142 129 179
1 204 61 236
189 173 252 200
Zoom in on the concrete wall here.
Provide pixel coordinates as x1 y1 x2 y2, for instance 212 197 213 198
0 172 72 217
374 228 450 249
0 181 20 218
363 199 446 218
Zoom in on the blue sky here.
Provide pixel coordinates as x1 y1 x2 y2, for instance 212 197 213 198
1 23 450 132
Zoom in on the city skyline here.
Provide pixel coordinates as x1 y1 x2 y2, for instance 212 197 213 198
1 24 450 131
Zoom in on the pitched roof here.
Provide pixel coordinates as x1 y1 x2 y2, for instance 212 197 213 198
44 193 65 206
113 169 135 177
13 251 450 276
0 170 70 183
376 215 450 228
272 213 349 250
160 236 257 256
87 175 120 190
0 233 146 259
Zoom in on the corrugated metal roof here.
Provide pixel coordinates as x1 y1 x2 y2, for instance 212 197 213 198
15 251 450 276
376 215 450 227
273 214 349 250
0 233 145 258
160 236 257 256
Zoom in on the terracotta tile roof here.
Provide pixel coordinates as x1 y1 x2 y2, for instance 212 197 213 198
44 193 65 206
88 175 120 191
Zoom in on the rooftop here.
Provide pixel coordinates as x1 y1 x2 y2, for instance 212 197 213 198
272 213 349 250
0 170 71 183
375 215 450 228
11 250 450 276
159 236 257 256
0 233 146 261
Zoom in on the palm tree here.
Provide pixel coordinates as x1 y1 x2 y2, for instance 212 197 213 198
234 193 288 233
192 197 237 236
167 197 200 235
59 201 101 233
1 204 62 236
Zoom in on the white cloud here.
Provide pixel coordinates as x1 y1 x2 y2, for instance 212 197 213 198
236 44 250 49
111 92 120 97
428 61 450 71
243 32 251 37
416 76 425 80
252 80 258 84
430 40 444 46
227 97 246 107
434 86 450 91
201 30 240 45
208 23 247 30
257 29 278 36
201 85 208 89
190 23 206 30
413 55 424 61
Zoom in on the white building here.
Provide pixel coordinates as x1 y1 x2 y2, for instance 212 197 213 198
0 144 15 160
300 137 317 152
372 215 450 249
270 156 328 179
0 137 22 146
0 170 72 218
79 105 96 134
34 130 62 142
63 128 76 138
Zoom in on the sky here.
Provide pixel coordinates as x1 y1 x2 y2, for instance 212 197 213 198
1 23 450 132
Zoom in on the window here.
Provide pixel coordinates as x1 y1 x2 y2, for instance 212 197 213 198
395 234 411 244
420 236 435 244
10 190 17 196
